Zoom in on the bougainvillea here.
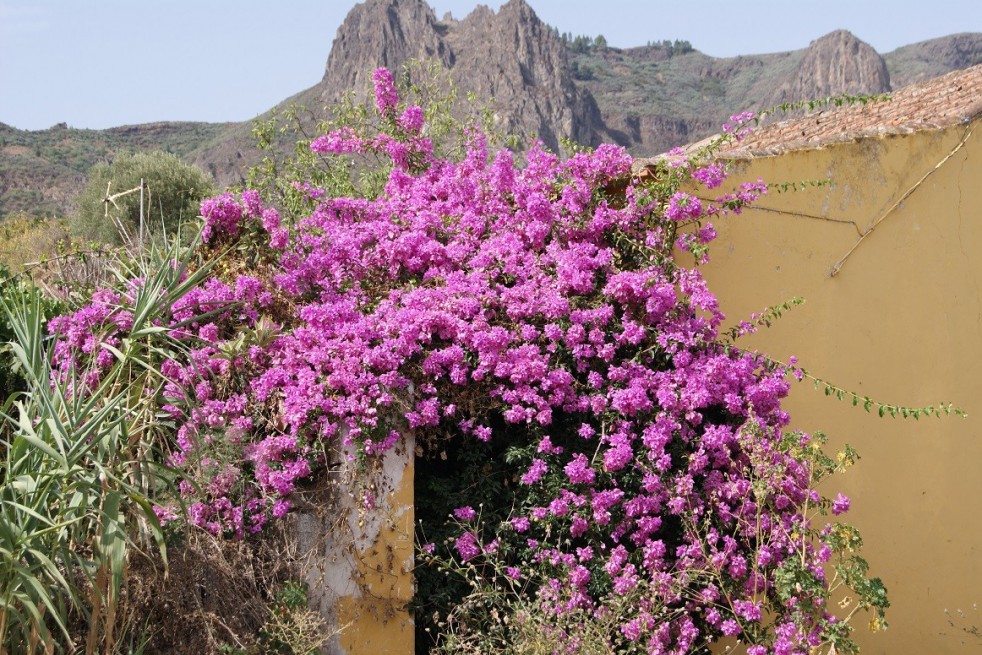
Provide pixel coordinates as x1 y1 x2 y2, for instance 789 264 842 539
48 68 887 654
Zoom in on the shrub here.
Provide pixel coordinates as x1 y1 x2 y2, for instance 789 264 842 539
47 68 905 654
0 213 70 273
71 151 214 245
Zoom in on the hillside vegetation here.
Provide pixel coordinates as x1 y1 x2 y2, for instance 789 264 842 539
1 0 980 219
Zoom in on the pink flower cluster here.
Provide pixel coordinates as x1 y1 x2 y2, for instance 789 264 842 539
372 67 399 116
310 70 432 171
200 193 244 243
48 288 132 390
48 69 866 653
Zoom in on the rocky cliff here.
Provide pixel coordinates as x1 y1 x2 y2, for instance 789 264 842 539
316 0 603 149
780 30 891 102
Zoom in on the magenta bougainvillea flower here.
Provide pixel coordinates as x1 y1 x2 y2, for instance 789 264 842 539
47 68 883 655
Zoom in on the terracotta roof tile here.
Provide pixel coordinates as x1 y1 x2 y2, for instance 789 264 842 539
634 64 982 166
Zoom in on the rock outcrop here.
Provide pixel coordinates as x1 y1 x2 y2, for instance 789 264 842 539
779 30 891 103
314 0 603 150
320 0 453 96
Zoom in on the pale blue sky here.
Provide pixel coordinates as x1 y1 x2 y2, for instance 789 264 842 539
1 0 979 131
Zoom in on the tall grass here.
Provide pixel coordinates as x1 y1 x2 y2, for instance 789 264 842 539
0 231 216 653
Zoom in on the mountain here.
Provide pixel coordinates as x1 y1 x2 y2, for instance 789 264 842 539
2 0 980 219
190 0 604 187
884 33 982 87
782 29 892 101
0 121 232 218
570 28 893 155
318 0 603 146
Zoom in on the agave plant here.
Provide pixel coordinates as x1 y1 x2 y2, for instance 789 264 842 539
0 230 218 653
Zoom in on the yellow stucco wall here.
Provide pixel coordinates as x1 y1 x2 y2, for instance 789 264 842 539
295 438 414 655
335 439 415 655
698 121 981 654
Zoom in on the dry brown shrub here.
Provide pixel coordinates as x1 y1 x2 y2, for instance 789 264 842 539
0 214 70 272
0 213 120 300
116 520 324 655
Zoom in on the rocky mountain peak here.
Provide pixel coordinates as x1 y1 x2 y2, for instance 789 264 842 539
786 29 891 100
321 0 450 95
316 0 602 150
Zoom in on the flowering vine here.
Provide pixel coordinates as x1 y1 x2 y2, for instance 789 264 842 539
48 67 889 654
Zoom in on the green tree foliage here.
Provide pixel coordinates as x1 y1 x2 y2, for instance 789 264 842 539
564 33 594 53
646 39 695 55
71 151 215 245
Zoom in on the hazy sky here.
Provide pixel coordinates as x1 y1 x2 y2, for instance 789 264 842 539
2 0 979 131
